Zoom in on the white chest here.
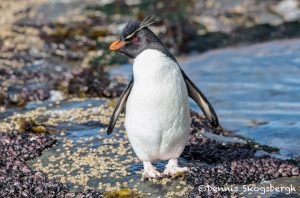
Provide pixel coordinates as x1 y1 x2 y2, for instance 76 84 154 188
129 49 188 115
124 49 190 161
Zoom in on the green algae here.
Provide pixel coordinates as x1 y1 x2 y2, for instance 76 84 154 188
103 188 144 198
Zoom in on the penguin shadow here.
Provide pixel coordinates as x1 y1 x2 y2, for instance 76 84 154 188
185 111 278 165
128 161 168 174
182 136 257 164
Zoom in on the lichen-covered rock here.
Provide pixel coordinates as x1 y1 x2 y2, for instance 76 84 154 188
0 132 103 197
187 157 299 198
183 135 256 163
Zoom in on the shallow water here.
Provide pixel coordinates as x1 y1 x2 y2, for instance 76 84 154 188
21 98 191 197
110 39 300 160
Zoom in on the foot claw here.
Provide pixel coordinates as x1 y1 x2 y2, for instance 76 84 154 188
142 169 163 179
163 166 189 176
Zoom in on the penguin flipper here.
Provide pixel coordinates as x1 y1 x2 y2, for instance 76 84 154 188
107 78 134 135
181 70 219 127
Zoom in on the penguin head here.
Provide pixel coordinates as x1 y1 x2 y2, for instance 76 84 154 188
109 18 165 59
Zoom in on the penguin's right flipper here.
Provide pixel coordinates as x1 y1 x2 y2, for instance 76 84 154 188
107 78 134 135
181 70 219 128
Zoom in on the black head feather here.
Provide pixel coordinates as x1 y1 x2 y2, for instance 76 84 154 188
120 20 141 40
114 18 176 61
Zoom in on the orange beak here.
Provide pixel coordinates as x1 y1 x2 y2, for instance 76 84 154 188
109 40 127 51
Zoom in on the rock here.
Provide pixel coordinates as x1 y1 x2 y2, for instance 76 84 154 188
187 156 299 197
49 90 65 101
0 131 102 197
273 0 300 21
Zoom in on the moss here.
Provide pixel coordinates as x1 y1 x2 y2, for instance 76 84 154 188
31 126 47 133
233 135 279 153
85 2 131 16
106 99 118 108
173 171 187 178
85 0 194 21
89 50 128 68
103 188 144 198
15 118 51 134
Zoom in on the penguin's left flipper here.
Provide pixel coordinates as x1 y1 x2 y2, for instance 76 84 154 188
181 70 219 128
107 78 134 135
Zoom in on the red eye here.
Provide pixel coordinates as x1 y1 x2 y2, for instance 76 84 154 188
132 37 139 43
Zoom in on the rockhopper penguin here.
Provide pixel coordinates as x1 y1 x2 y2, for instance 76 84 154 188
107 17 219 178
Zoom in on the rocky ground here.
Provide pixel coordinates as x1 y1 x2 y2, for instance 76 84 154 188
0 103 299 197
186 113 299 197
0 132 103 197
0 0 125 110
1 0 300 108
0 0 300 197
